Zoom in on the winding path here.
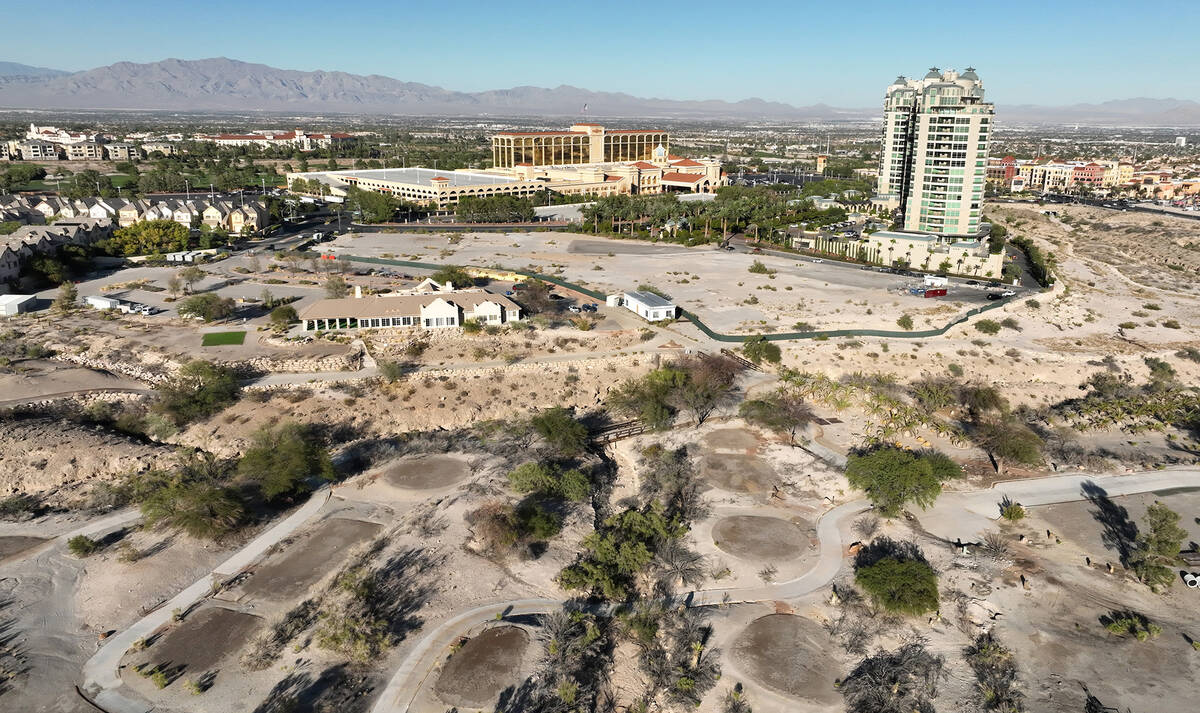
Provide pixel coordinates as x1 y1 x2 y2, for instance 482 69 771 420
369 466 1199 713
79 487 332 713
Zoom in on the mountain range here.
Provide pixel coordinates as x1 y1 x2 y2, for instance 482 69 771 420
0 57 1198 126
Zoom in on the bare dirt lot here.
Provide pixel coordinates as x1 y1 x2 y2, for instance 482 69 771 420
711 515 809 562
699 453 778 493
432 625 530 709
730 614 841 705
383 454 471 490
239 518 381 603
0 536 47 562
133 606 262 679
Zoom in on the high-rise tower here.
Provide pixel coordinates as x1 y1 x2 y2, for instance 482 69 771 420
876 67 993 237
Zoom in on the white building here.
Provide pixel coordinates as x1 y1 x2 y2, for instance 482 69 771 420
0 294 35 316
1176 137 1188 148
297 289 522 332
875 68 993 238
608 290 678 321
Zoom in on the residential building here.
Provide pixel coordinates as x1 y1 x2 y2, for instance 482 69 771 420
863 230 1006 278
492 124 669 168
17 140 60 160
105 143 140 161
141 142 177 156
297 288 523 332
875 68 993 237
1177 137 1188 148
65 142 105 161
0 294 34 316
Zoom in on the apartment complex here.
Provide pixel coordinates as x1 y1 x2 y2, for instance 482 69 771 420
492 124 669 168
876 68 993 237
987 156 1134 192
0 194 266 233
193 128 354 151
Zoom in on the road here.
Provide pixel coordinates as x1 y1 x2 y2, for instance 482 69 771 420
370 467 1200 713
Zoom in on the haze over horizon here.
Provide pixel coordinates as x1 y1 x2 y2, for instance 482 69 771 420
3 0 1197 108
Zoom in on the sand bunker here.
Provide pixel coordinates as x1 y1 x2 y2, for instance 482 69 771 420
434 626 530 708
703 428 760 452
732 614 840 704
0 536 47 562
383 454 471 490
700 453 776 493
137 607 261 676
711 516 808 561
241 518 381 603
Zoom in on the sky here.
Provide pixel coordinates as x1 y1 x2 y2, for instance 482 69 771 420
6 0 1199 108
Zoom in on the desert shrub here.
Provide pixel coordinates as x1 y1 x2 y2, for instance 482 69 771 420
1101 610 1162 641
154 360 240 425
896 314 914 331
999 317 1020 331
378 360 405 383
748 260 774 275
974 319 1001 335
461 318 483 334
999 496 1026 522
1162 319 1181 329
1128 501 1187 592
177 293 235 322
67 535 99 557
506 462 591 502
742 334 781 364
963 632 1024 711
237 422 335 501
558 503 683 600
840 643 944 713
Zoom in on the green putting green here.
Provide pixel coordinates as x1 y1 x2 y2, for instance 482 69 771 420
201 331 246 346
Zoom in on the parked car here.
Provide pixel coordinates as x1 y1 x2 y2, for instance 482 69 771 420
987 293 1003 301
966 280 979 285
582 303 598 312
568 305 582 313
811 258 824 263
724 245 736 251
1001 290 1016 297
504 290 515 296
751 247 763 254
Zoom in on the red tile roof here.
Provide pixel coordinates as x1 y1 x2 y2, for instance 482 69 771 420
608 129 663 134
661 172 706 183
671 159 704 167
495 131 584 136
631 161 659 169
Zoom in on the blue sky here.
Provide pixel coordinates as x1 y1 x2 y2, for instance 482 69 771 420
7 0 1198 107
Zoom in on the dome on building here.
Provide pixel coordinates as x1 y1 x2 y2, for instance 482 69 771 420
961 67 979 81
924 67 941 79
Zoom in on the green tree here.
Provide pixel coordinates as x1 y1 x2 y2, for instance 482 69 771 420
972 418 1041 475
845 447 960 516
268 304 298 331
1129 501 1188 592
430 265 474 288
177 293 234 322
742 334 781 365
853 538 939 615
141 480 244 539
345 186 400 223
53 281 77 313
324 274 349 298
558 504 684 600
154 360 240 425
237 422 335 500
105 220 190 256
531 407 589 457
739 391 814 445
178 266 206 293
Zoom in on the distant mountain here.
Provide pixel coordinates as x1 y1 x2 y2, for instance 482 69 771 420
0 61 69 80
1001 98 1200 126
0 57 1195 125
0 57 862 120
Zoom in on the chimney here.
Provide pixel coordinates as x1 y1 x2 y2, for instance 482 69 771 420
354 285 362 299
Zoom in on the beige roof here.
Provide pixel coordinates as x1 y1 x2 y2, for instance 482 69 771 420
299 289 520 320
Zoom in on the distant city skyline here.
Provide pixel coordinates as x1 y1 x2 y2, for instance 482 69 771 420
4 0 1199 108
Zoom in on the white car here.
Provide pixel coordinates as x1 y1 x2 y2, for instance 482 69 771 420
1001 290 1016 297
811 258 824 263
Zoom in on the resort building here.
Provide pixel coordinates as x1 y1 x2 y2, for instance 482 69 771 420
287 145 725 209
492 124 669 168
298 289 523 332
876 68 993 238
193 128 354 151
